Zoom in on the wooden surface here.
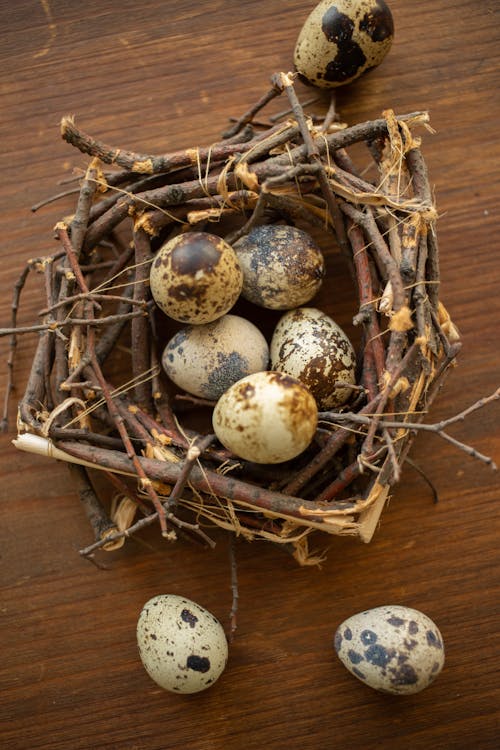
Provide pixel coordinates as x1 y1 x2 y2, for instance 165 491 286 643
1 1 499 748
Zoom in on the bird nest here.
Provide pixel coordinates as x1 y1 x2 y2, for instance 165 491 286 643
6 73 466 565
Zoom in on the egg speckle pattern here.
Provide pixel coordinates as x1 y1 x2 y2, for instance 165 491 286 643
149 231 243 324
137 594 228 694
294 0 394 89
334 605 445 694
212 370 318 464
270 307 356 409
234 225 325 309
162 314 270 400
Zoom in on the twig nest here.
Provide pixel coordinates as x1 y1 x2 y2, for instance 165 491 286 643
15 79 462 555
233 225 325 309
334 605 445 694
162 314 269 400
137 594 228 694
270 307 356 409
149 231 243 324
212 371 318 463
294 0 394 88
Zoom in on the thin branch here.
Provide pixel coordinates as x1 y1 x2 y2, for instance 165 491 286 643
61 115 259 174
228 533 239 642
320 388 500 470
1 263 32 431
79 503 216 558
404 457 439 504
222 83 281 139
272 72 350 260
131 226 153 411
0 308 149 336
168 434 217 509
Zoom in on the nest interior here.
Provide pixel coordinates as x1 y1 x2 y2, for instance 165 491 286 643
10 73 461 564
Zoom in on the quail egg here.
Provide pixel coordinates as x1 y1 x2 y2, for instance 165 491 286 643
334 605 445 695
149 231 243 324
162 314 270 400
137 594 228 694
270 307 356 409
233 224 325 309
212 370 318 464
294 0 394 89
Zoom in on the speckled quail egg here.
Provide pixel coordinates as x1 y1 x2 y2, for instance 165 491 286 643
294 0 394 89
233 225 325 309
270 307 356 409
212 370 318 464
149 231 243 324
162 314 270 400
137 594 228 694
334 605 445 695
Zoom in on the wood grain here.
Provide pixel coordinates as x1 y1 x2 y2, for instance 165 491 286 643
1 2 499 748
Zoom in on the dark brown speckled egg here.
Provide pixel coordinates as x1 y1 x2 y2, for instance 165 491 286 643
150 231 243 324
270 307 356 410
233 225 325 310
294 0 394 89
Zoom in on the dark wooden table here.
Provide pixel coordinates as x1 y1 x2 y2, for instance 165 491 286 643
1 2 499 748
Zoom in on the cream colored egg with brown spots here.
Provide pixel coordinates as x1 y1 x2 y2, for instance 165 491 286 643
270 307 356 409
233 225 325 310
137 594 228 694
212 371 318 464
162 314 270 400
150 232 243 324
334 605 445 694
294 0 394 89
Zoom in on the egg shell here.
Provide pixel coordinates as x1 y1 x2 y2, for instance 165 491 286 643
334 605 445 695
162 314 270 400
212 370 318 464
149 231 243 324
294 0 394 89
270 307 356 409
136 594 228 694
233 225 325 309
